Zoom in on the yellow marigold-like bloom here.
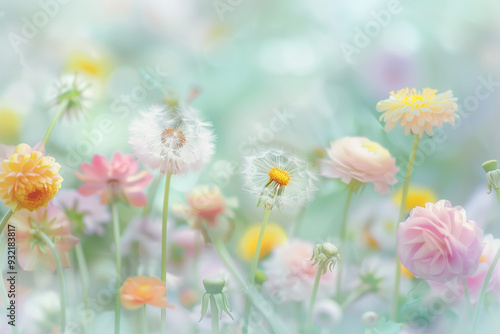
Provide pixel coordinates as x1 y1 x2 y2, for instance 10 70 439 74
392 185 437 212
0 142 63 212
238 223 287 261
376 88 458 138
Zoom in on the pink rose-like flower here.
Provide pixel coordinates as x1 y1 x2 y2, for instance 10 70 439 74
397 200 484 283
9 204 79 271
319 137 399 194
75 152 153 207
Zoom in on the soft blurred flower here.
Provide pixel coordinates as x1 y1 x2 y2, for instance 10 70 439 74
52 189 110 236
121 216 162 258
237 222 287 261
319 137 399 194
172 185 237 231
0 108 21 144
392 185 438 212
129 105 215 175
49 73 94 118
0 142 63 212
242 148 318 210
75 152 153 207
397 200 484 282
120 275 174 310
262 240 336 302
9 204 79 271
376 88 458 138
312 299 342 328
170 227 205 263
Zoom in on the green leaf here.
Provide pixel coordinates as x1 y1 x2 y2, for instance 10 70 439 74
199 293 210 322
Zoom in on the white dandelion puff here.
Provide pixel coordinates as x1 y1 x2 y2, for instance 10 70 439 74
129 105 215 175
242 147 318 210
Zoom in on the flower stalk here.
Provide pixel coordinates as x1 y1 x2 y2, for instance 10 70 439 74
161 173 172 333
305 262 327 331
210 295 220 334
336 187 355 300
111 201 122 334
42 99 69 146
392 134 420 320
75 243 93 334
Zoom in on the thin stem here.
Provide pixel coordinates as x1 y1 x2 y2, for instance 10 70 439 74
111 201 122 334
210 295 220 334
392 134 420 320
472 189 500 333
305 263 326 331
0 210 13 234
0 234 20 334
42 99 69 146
462 278 472 316
244 208 271 331
161 173 172 334
341 284 374 310
336 189 354 300
142 305 147 333
38 231 67 334
75 243 92 334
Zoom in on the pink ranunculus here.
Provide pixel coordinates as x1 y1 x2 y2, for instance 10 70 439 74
9 204 79 271
75 152 153 207
397 200 484 283
319 137 399 194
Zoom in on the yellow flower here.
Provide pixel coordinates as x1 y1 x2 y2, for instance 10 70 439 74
401 263 415 279
376 88 458 138
0 109 22 144
0 143 63 212
392 185 437 212
238 223 287 261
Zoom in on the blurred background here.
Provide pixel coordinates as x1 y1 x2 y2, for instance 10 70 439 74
1 0 500 333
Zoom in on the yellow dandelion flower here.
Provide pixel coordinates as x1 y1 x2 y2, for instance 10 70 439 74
0 143 63 212
376 88 458 138
238 223 287 261
392 185 437 212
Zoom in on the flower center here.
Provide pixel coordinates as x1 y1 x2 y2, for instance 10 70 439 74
479 255 487 263
137 285 152 299
362 143 377 153
161 128 186 147
268 167 290 186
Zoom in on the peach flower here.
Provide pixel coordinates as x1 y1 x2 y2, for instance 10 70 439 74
319 137 399 194
120 276 175 310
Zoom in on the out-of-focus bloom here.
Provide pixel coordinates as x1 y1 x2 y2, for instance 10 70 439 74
397 200 484 282
170 227 205 263
242 148 318 210
262 240 336 302
376 88 458 138
9 204 79 271
392 185 437 211
0 142 63 212
172 185 237 231
312 299 342 328
0 109 21 144
129 105 215 175
237 223 287 261
482 160 500 193
49 73 93 118
179 289 200 309
319 137 399 194
362 311 379 328
120 276 174 310
52 189 110 236
121 216 162 258
75 152 152 207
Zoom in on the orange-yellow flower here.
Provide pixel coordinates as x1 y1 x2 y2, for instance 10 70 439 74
120 276 174 310
0 142 63 212
392 185 437 212
238 223 287 261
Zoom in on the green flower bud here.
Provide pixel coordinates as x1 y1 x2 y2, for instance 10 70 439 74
203 276 225 294
482 160 498 173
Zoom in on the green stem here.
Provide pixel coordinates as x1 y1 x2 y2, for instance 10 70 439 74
392 134 420 320
472 189 500 333
0 234 20 334
336 189 354 300
42 99 69 146
161 173 172 334
38 231 67 334
244 208 271 331
305 263 326 331
0 210 13 234
111 201 122 334
210 295 220 334
75 243 92 334
462 278 472 316
142 305 147 333
341 284 374 310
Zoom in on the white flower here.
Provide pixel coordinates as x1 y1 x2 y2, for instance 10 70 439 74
129 105 215 175
48 73 93 118
241 148 318 210
312 299 343 328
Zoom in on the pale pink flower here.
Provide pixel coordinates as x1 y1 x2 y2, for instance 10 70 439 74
319 137 399 194
262 239 336 302
397 200 484 283
75 152 153 207
52 189 110 236
9 204 79 271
